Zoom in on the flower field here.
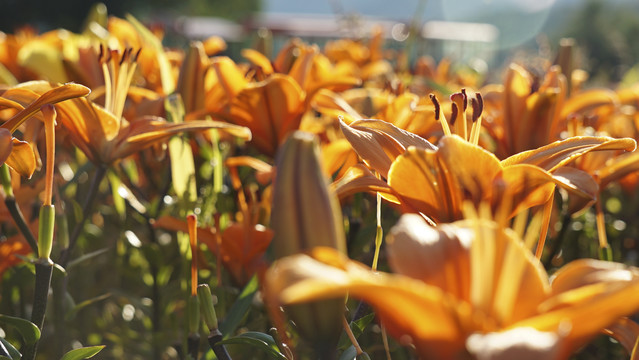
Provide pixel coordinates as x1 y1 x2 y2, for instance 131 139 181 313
3 3 639 360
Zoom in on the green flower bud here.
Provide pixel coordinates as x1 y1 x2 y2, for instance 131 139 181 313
270 131 346 358
197 284 218 331
37 205 55 260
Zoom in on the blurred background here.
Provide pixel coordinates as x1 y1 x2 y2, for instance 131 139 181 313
1 0 639 84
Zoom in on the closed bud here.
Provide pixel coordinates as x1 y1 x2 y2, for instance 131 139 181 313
197 284 218 331
269 131 346 358
176 41 208 115
271 131 346 259
37 205 55 260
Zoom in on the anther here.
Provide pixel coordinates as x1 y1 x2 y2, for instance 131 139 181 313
461 88 468 110
429 94 440 121
450 103 458 126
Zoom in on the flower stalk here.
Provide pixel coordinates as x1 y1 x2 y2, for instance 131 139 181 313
23 105 57 360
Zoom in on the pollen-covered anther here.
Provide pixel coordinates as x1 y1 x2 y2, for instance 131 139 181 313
429 94 440 121
450 103 459 126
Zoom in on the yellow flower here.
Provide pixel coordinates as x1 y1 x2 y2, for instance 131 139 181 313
265 214 639 359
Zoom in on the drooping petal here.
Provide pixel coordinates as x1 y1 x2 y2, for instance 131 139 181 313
501 136 637 172
1 81 91 133
5 138 36 178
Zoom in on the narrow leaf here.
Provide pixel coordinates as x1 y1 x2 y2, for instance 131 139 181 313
217 333 286 360
219 275 258 336
60 345 105 360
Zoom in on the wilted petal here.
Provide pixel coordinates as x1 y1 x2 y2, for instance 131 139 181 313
466 328 560 360
501 136 637 172
5 138 36 178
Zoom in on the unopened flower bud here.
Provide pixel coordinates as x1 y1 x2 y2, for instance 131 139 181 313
270 131 346 357
197 284 218 331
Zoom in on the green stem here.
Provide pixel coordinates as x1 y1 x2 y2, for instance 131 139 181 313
4 196 38 253
58 165 107 268
22 259 54 360
207 329 232 360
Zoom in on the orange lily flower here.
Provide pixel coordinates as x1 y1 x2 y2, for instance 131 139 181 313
265 213 639 359
0 81 91 177
3 48 250 166
336 88 636 223
483 64 619 159
154 215 272 285
206 40 360 156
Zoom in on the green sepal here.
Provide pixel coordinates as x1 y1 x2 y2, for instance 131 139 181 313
37 205 55 260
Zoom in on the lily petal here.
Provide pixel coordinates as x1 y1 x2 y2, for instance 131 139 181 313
1 81 91 133
501 136 637 172
5 138 36 178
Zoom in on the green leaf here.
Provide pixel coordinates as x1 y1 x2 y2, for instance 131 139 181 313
60 345 105 360
64 293 111 321
0 337 20 360
219 275 258 336
339 345 357 360
338 312 375 349
169 137 197 203
0 315 40 345
67 248 110 270
217 332 286 360
107 171 126 220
